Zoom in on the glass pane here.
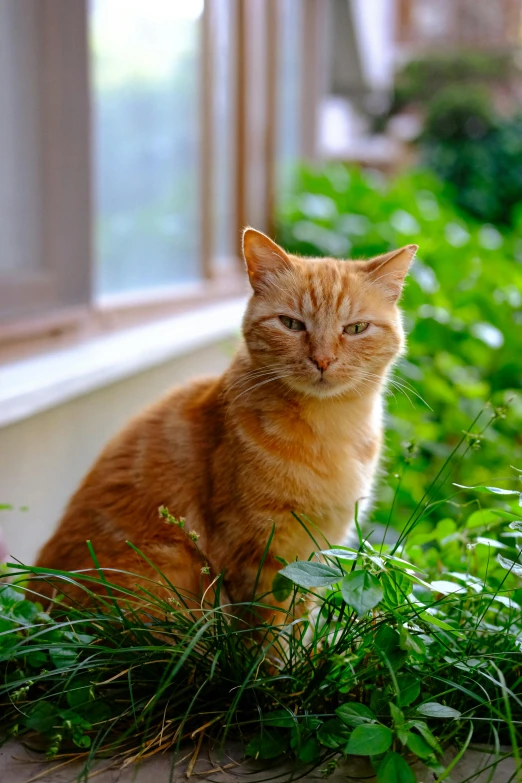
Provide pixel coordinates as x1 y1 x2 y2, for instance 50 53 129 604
277 0 302 199
213 0 236 262
90 0 203 296
0 1 43 274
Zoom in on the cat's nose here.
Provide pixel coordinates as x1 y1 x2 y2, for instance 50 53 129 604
310 355 335 372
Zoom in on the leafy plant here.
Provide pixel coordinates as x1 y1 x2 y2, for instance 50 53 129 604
391 52 519 115
1 477 521 781
421 89 522 226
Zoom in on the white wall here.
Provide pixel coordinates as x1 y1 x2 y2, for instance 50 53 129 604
0 339 236 566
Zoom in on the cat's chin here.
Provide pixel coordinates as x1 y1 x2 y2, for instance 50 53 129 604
283 376 361 400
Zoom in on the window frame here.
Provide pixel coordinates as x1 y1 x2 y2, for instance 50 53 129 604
0 1 92 326
0 0 325 355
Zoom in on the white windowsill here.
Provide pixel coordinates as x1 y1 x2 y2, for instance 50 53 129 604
0 298 247 429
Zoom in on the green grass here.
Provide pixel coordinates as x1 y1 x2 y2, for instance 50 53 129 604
1 410 521 782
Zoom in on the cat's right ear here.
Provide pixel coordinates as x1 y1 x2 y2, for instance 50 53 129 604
243 228 291 293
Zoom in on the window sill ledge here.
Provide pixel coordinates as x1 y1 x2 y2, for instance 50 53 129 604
0 297 247 429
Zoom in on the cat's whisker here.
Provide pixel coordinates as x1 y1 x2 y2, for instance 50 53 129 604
357 374 397 403
388 375 433 410
230 373 289 394
226 372 287 395
229 374 294 407
361 367 429 409
353 370 400 403
226 363 287 389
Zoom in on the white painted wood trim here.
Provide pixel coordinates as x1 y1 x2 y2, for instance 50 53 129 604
0 298 247 429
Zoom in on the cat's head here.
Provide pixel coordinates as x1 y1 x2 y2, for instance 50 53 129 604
242 228 417 399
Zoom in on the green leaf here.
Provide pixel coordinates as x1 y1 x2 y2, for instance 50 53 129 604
382 571 412 608
454 483 520 496
73 734 92 749
0 585 25 607
24 701 58 733
430 580 466 595
50 646 78 669
399 626 426 657
417 702 461 719
375 625 407 670
496 553 522 578
263 709 296 728
246 729 287 759
389 703 404 726
80 700 112 723
465 509 506 529
346 724 392 756
418 611 462 634
297 737 321 764
475 536 508 549
386 650 408 672
404 720 443 755
406 732 434 759
272 572 293 601
370 688 388 718
319 547 358 560
396 673 421 706
336 702 375 727
317 718 351 749
11 600 41 625
280 561 342 588
25 650 48 668
66 678 94 710
375 624 400 654
341 570 383 616
377 752 416 783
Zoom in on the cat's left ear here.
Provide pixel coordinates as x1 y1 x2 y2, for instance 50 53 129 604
243 227 292 292
365 244 418 301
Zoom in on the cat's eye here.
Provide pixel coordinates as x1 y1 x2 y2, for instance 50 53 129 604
344 322 370 335
279 315 306 332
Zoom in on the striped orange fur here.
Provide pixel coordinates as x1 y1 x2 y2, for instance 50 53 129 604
31 229 417 620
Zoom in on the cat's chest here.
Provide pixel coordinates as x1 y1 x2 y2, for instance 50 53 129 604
254 417 380 509
288 436 379 511
232 395 382 519
263 438 379 555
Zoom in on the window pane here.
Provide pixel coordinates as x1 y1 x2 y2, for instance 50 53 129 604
0 0 43 275
277 0 302 199
213 0 236 262
90 0 203 296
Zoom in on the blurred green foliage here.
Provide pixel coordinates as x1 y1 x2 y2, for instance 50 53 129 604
382 52 522 227
421 88 522 225
392 52 518 114
276 164 522 533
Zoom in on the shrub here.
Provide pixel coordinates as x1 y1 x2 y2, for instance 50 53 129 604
392 52 518 114
383 52 522 226
420 88 522 225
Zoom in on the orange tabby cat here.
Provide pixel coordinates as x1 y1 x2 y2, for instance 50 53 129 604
31 229 417 620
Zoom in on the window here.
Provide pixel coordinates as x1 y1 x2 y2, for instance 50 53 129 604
90 0 203 295
0 1 91 325
277 0 303 199
0 0 324 341
212 0 236 263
